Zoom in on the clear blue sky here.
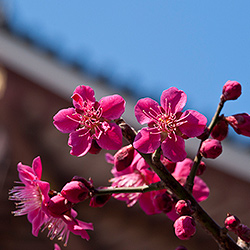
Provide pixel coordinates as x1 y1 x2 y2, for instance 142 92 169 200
2 0 250 144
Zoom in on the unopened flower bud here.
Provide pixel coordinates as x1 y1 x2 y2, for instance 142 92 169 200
153 192 173 213
224 214 241 231
237 224 250 243
47 194 71 216
161 157 176 173
211 118 228 141
61 180 90 203
196 161 206 176
175 200 194 216
174 216 196 240
114 145 134 171
200 139 222 159
226 113 250 137
221 80 242 101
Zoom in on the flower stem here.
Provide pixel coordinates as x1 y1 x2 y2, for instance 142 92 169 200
185 99 226 192
94 181 167 196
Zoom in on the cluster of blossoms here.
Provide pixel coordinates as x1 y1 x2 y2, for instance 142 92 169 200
9 157 94 246
9 81 250 249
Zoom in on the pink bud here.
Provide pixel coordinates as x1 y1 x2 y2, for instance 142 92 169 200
61 180 90 203
226 113 250 137
114 145 134 171
237 224 250 243
200 139 222 159
211 118 229 141
224 214 241 231
153 192 173 213
47 194 71 216
174 216 196 240
196 161 206 176
175 200 194 216
222 80 242 101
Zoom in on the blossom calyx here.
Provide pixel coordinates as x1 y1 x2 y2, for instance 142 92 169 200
200 139 222 159
89 194 111 208
174 216 196 240
221 80 242 101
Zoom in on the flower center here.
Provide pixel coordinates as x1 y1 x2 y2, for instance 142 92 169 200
79 101 103 130
143 105 189 141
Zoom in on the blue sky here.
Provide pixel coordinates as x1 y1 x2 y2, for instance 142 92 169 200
2 0 250 144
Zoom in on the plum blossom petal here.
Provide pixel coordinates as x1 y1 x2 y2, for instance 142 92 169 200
100 94 126 120
53 108 80 133
172 158 210 202
138 191 160 215
160 87 187 114
134 97 161 124
72 85 96 109
68 129 92 157
133 127 161 154
32 156 43 180
96 123 123 150
161 136 186 162
192 177 210 202
179 110 207 137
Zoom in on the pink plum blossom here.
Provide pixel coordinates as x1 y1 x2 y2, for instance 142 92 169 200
133 87 207 162
9 157 94 246
107 150 164 215
9 156 50 237
53 85 125 157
